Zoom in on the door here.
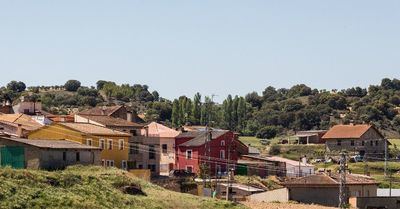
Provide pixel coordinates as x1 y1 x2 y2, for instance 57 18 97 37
0 146 25 169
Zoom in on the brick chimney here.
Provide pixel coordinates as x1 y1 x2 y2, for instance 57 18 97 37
16 124 23 138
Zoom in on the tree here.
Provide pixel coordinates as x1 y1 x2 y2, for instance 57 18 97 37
256 126 278 139
191 93 202 125
64 80 81 92
152 91 160 101
96 80 108 90
171 99 180 127
7 81 26 92
245 92 262 109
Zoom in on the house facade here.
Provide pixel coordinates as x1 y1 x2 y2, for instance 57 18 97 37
0 136 100 170
175 129 248 176
323 124 387 158
130 122 179 176
27 123 131 169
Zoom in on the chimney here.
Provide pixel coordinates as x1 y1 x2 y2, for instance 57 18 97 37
302 156 307 165
16 124 23 138
127 111 133 122
101 106 106 115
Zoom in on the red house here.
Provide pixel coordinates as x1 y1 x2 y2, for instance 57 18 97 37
175 129 248 176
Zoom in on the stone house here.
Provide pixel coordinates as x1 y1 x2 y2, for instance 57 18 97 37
0 136 100 169
323 124 388 158
283 173 378 207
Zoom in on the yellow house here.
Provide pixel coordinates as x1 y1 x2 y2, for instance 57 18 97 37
28 122 131 169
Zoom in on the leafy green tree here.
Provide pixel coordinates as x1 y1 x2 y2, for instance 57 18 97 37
191 93 202 125
64 80 81 92
171 99 180 127
256 126 278 139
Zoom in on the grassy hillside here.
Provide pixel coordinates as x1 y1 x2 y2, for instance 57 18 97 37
0 166 245 209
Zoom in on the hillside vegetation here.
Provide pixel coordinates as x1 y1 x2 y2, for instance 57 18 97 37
0 166 245 209
2 78 400 138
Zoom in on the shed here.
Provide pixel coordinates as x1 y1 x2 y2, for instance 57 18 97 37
0 136 101 170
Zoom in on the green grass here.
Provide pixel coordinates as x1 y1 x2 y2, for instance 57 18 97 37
239 136 264 150
276 144 326 161
0 166 246 209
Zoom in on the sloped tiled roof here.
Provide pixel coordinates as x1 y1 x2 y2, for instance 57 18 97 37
77 115 143 128
79 106 123 116
142 122 179 138
322 124 380 139
284 173 377 186
59 123 131 137
178 130 229 147
0 114 43 130
0 137 100 150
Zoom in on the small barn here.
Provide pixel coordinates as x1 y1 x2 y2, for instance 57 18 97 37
0 136 101 170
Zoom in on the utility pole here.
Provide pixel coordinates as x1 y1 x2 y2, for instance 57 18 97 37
384 138 388 177
389 172 393 197
226 135 233 201
339 151 348 209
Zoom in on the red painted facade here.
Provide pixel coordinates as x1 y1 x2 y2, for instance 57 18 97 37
175 131 248 176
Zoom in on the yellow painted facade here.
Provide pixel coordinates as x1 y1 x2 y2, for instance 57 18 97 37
28 124 130 169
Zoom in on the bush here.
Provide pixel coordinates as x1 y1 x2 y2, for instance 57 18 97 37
269 145 281 155
256 126 278 139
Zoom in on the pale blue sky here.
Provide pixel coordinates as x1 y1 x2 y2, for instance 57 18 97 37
0 1 399 102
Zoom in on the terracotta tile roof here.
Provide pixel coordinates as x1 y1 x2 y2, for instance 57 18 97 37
178 130 229 147
322 124 379 139
59 123 131 137
141 122 179 138
0 114 43 130
284 173 377 186
79 105 123 116
0 137 100 150
77 115 143 128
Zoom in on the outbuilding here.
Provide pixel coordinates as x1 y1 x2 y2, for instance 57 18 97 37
0 136 101 170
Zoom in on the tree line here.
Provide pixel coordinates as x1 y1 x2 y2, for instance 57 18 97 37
2 78 400 138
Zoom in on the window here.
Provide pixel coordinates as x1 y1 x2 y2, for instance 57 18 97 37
149 145 156 159
220 150 225 159
122 160 127 170
370 140 373 146
216 165 221 174
99 139 105 150
76 152 80 162
130 144 139 154
186 166 193 173
351 140 354 146
186 150 192 159
102 159 105 166
362 141 365 146
337 140 342 146
221 140 225 146
162 144 168 153
148 164 156 172
63 152 67 161
108 139 113 150
138 164 143 169
119 139 124 150
375 140 379 146
106 160 114 167
86 139 92 146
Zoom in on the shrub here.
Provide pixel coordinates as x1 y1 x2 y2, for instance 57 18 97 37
269 145 281 155
256 126 278 139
